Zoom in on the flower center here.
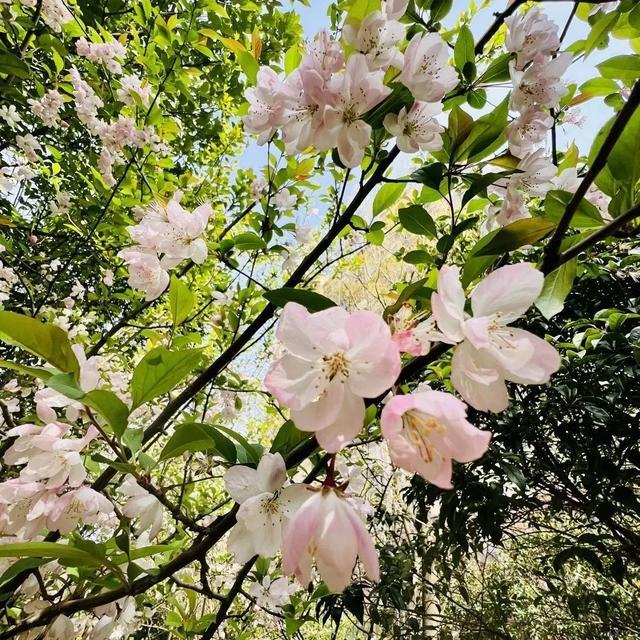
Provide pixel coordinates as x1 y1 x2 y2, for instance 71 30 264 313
322 351 350 380
402 410 445 463
261 494 281 516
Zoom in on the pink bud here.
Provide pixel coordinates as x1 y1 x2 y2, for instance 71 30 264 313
28 235 38 245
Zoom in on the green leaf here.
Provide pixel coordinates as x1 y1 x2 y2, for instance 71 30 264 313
213 424 259 464
0 53 30 79
461 171 516 209
270 420 310 455
535 259 577 319
584 11 619 56
478 53 512 83
454 25 475 70
0 543 103 567
398 205 437 237
0 558 47 587
284 45 302 75
160 422 237 461
372 183 405 217
597 55 640 83
0 360 53 381
475 218 557 256
237 51 259 84
462 229 500 286
263 287 337 312
46 372 84 399
83 389 129 437
544 190 604 228
403 250 431 265
232 232 267 251
0 311 79 375
410 163 445 190
131 347 202 409
578 77 620 96
457 96 509 162
169 275 195 327
448 106 474 150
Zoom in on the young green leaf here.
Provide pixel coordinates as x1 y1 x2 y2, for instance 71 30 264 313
169 275 195 327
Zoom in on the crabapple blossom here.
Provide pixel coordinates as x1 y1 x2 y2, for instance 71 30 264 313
510 149 556 196
392 314 453 356
505 8 560 69
509 52 572 113
342 11 405 70
70 67 104 134
551 167 581 193
44 615 74 640
117 74 152 106
505 107 554 158
397 32 458 103
119 475 164 540
383 0 409 20
225 453 307 562
49 191 72 216
244 67 292 145
480 185 529 234
46 486 114 534
273 188 297 210
0 104 21 127
39 0 72 31
383 101 444 153
265 302 401 452
247 576 297 609
282 486 379 592
431 264 561 412
118 249 169 301
250 176 268 199
16 134 42 163
76 36 127 74
92 597 139 640
299 30 344 82
324 53 390 167
381 390 491 488
28 89 65 128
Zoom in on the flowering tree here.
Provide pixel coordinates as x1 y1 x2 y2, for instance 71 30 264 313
0 0 639 637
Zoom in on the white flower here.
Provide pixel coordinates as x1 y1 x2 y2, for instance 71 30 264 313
273 188 296 210
343 11 405 70
16 133 42 163
224 453 307 563
119 474 164 540
0 105 22 128
383 101 444 154
505 8 560 69
28 89 65 128
44 615 74 640
247 576 297 609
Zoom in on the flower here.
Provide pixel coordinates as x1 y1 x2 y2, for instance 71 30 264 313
324 53 391 167
383 0 409 20
397 32 458 103
118 249 169 301
28 89 65 128
119 474 164 540
117 74 152 107
343 11 405 70
282 486 379 592
265 302 401 452
381 390 491 488
244 67 292 145
511 149 556 196
16 134 42 163
225 453 307 562
76 36 127 74
47 486 114 534
481 184 529 234
431 264 561 412
247 576 297 609
273 188 296 210
383 101 444 153
0 105 22 128
45 615 74 640
505 107 554 158
505 8 560 69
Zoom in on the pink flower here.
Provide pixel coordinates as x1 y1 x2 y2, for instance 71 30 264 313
324 53 391 167
265 302 401 452
509 52 572 112
119 475 164 540
505 8 560 70
282 487 379 592
244 67 292 145
505 107 553 158
432 264 561 412
512 149 556 196
118 249 169 301
383 101 444 153
47 486 114 534
397 33 458 103
381 391 490 488
481 185 529 234
343 11 405 70
299 30 344 81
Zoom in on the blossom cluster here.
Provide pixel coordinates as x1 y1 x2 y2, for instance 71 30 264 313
226 263 560 593
244 1 455 167
118 193 213 300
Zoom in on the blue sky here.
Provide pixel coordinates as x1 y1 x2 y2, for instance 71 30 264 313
238 0 631 217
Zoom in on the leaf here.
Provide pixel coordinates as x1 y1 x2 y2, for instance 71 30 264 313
597 55 640 83
410 163 445 190
169 275 195 327
284 45 302 75
213 424 259 464
0 558 46 587
578 77 620 96
403 249 431 265
478 53 512 83
0 360 53 381
46 372 84 399
475 218 557 256
237 50 259 84
263 288 337 312
398 205 436 237
131 347 202 410
232 232 267 251
160 422 237 462
535 259 577 319
448 106 474 150
0 543 103 567
461 171 515 209
270 420 310 455
0 53 30 79
454 25 474 71
462 229 501 286
372 183 405 217
83 390 129 437
457 96 509 162
0 311 79 375
584 10 619 56
544 190 604 228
